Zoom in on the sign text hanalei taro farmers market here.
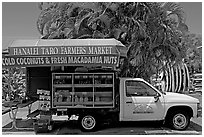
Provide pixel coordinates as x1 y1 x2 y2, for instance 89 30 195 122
9 46 115 56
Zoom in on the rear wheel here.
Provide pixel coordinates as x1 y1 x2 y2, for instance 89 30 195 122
80 115 97 132
167 110 190 130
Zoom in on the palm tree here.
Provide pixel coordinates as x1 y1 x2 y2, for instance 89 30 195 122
36 2 188 80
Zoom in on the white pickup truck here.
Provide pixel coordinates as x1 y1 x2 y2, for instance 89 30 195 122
34 73 201 132
118 78 200 130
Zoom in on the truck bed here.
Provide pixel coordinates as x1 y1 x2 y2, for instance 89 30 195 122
52 73 115 108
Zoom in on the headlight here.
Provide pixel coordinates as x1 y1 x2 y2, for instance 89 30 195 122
197 103 202 117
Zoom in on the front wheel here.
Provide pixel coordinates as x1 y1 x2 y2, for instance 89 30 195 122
80 115 97 132
167 110 190 130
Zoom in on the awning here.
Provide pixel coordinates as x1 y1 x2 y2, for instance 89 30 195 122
2 39 127 68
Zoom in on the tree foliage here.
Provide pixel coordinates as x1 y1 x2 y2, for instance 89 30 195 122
2 67 26 101
182 33 202 73
37 2 188 80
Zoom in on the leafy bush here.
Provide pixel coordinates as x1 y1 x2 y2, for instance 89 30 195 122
2 67 26 101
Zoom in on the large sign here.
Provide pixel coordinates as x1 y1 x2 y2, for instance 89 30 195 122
2 55 119 67
9 46 117 56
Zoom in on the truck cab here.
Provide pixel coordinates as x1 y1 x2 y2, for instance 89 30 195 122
119 78 200 130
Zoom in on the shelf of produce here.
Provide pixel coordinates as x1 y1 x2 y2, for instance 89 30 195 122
74 84 93 87
54 101 113 106
53 84 113 88
94 102 113 105
53 84 72 88
94 84 113 87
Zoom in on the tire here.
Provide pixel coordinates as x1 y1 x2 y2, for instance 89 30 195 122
80 115 97 132
167 110 190 130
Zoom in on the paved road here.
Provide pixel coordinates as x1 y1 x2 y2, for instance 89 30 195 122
14 119 198 135
2 119 202 135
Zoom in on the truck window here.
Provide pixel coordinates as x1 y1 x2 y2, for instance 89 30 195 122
126 81 157 97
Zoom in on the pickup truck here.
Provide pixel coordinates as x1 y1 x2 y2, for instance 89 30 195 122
34 73 200 132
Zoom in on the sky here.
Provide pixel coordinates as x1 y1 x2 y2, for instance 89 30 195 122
179 2 202 34
1 2 202 50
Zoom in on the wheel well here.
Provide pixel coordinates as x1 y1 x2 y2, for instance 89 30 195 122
166 106 193 118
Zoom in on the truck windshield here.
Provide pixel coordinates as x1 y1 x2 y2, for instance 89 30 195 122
125 80 166 97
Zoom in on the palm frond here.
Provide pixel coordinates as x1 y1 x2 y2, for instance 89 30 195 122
161 2 186 24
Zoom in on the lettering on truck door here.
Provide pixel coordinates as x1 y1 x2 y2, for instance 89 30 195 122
123 80 165 121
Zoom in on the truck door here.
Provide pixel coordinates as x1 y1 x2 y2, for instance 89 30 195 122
123 80 165 121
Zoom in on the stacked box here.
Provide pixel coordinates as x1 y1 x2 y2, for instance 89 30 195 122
35 89 52 133
33 116 52 133
33 119 49 133
37 89 51 111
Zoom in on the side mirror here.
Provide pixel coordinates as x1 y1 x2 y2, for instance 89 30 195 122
154 93 160 102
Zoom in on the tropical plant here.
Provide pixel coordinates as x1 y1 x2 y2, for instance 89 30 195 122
36 2 188 80
2 67 26 101
182 33 202 74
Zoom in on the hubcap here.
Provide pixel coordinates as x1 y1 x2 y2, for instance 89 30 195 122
173 114 187 129
82 116 96 130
